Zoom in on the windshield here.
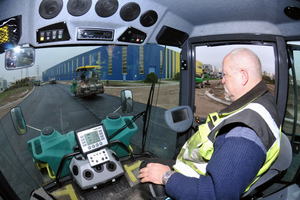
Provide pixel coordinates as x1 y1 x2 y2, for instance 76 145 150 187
0 44 180 199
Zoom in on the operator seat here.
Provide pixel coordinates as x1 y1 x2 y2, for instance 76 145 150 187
241 133 293 199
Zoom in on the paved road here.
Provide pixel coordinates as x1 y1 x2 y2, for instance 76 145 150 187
0 83 177 199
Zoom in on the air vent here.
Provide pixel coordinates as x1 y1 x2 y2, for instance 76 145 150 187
39 0 63 19
95 0 119 17
120 2 140 22
67 0 92 16
140 10 158 27
284 6 300 20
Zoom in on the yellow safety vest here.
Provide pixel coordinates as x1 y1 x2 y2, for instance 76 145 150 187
174 102 281 192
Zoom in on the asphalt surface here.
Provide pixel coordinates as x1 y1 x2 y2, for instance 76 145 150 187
0 83 177 199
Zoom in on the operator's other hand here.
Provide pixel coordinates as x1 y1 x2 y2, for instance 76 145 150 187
138 163 171 184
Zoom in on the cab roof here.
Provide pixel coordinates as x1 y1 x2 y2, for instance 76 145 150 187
0 0 299 48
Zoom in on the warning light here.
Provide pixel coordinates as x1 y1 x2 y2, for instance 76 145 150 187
0 16 22 54
0 25 9 43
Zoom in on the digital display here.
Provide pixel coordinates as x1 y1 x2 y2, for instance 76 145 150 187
84 131 101 145
76 125 109 154
172 108 188 123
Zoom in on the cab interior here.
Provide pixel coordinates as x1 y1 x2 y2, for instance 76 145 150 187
0 0 300 200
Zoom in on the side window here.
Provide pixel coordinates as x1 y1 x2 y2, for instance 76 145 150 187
194 44 276 118
283 45 300 153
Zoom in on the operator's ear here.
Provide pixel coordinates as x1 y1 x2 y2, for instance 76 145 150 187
240 69 248 85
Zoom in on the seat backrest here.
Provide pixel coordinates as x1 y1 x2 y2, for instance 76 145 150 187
242 133 293 198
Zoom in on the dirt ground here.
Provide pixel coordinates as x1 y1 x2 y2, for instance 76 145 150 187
0 88 32 119
105 80 229 118
195 80 228 118
0 80 275 120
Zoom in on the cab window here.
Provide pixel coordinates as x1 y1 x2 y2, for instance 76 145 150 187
194 44 276 118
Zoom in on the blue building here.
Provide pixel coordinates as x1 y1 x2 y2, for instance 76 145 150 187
42 44 180 82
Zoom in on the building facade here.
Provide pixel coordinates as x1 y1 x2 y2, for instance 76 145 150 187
42 44 180 82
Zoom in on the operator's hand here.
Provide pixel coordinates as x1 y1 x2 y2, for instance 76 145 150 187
138 163 171 184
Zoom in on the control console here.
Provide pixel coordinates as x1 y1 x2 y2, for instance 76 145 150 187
71 124 124 189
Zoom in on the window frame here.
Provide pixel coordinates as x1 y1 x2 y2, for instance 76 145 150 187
179 34 288 142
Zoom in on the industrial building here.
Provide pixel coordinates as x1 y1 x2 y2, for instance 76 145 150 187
42 44 180 82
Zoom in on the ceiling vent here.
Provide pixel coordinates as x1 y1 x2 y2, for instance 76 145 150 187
140 10 158 27
67 0 92 16
39 0 63 19
120 2 140 22
95 0 119 18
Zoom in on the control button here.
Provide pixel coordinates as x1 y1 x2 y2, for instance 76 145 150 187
58 29 63 39
52 30 57 40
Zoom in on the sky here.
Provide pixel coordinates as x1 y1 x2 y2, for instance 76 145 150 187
196 44 275 74
0 46 98 82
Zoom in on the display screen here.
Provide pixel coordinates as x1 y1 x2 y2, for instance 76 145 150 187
84 131 101 145
172 108 188 123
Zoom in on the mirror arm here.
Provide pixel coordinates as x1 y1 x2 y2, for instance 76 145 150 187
26 125 41 132
112 106 122 114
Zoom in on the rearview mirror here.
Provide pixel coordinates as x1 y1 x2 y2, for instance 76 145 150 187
10 107 27 135
121 90 133 113
5 46 35 70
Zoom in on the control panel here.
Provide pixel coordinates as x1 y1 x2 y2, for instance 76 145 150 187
87 148 109 167
76 124 108 156
36 22 70 43
70 149 124 189
118 27 146 44
72 124 124 190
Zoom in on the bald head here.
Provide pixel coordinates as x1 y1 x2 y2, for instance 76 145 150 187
224 48 262 82
222 48 263 101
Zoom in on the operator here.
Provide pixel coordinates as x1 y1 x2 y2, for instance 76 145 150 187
138 48 281 200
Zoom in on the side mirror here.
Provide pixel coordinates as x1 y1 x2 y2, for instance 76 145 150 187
120 90 133 113
10 107 27 135
5 46 35 70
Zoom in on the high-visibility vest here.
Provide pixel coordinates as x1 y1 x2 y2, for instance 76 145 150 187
174 96 281 192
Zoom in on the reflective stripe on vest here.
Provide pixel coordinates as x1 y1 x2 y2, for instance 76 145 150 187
174 102 280 192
